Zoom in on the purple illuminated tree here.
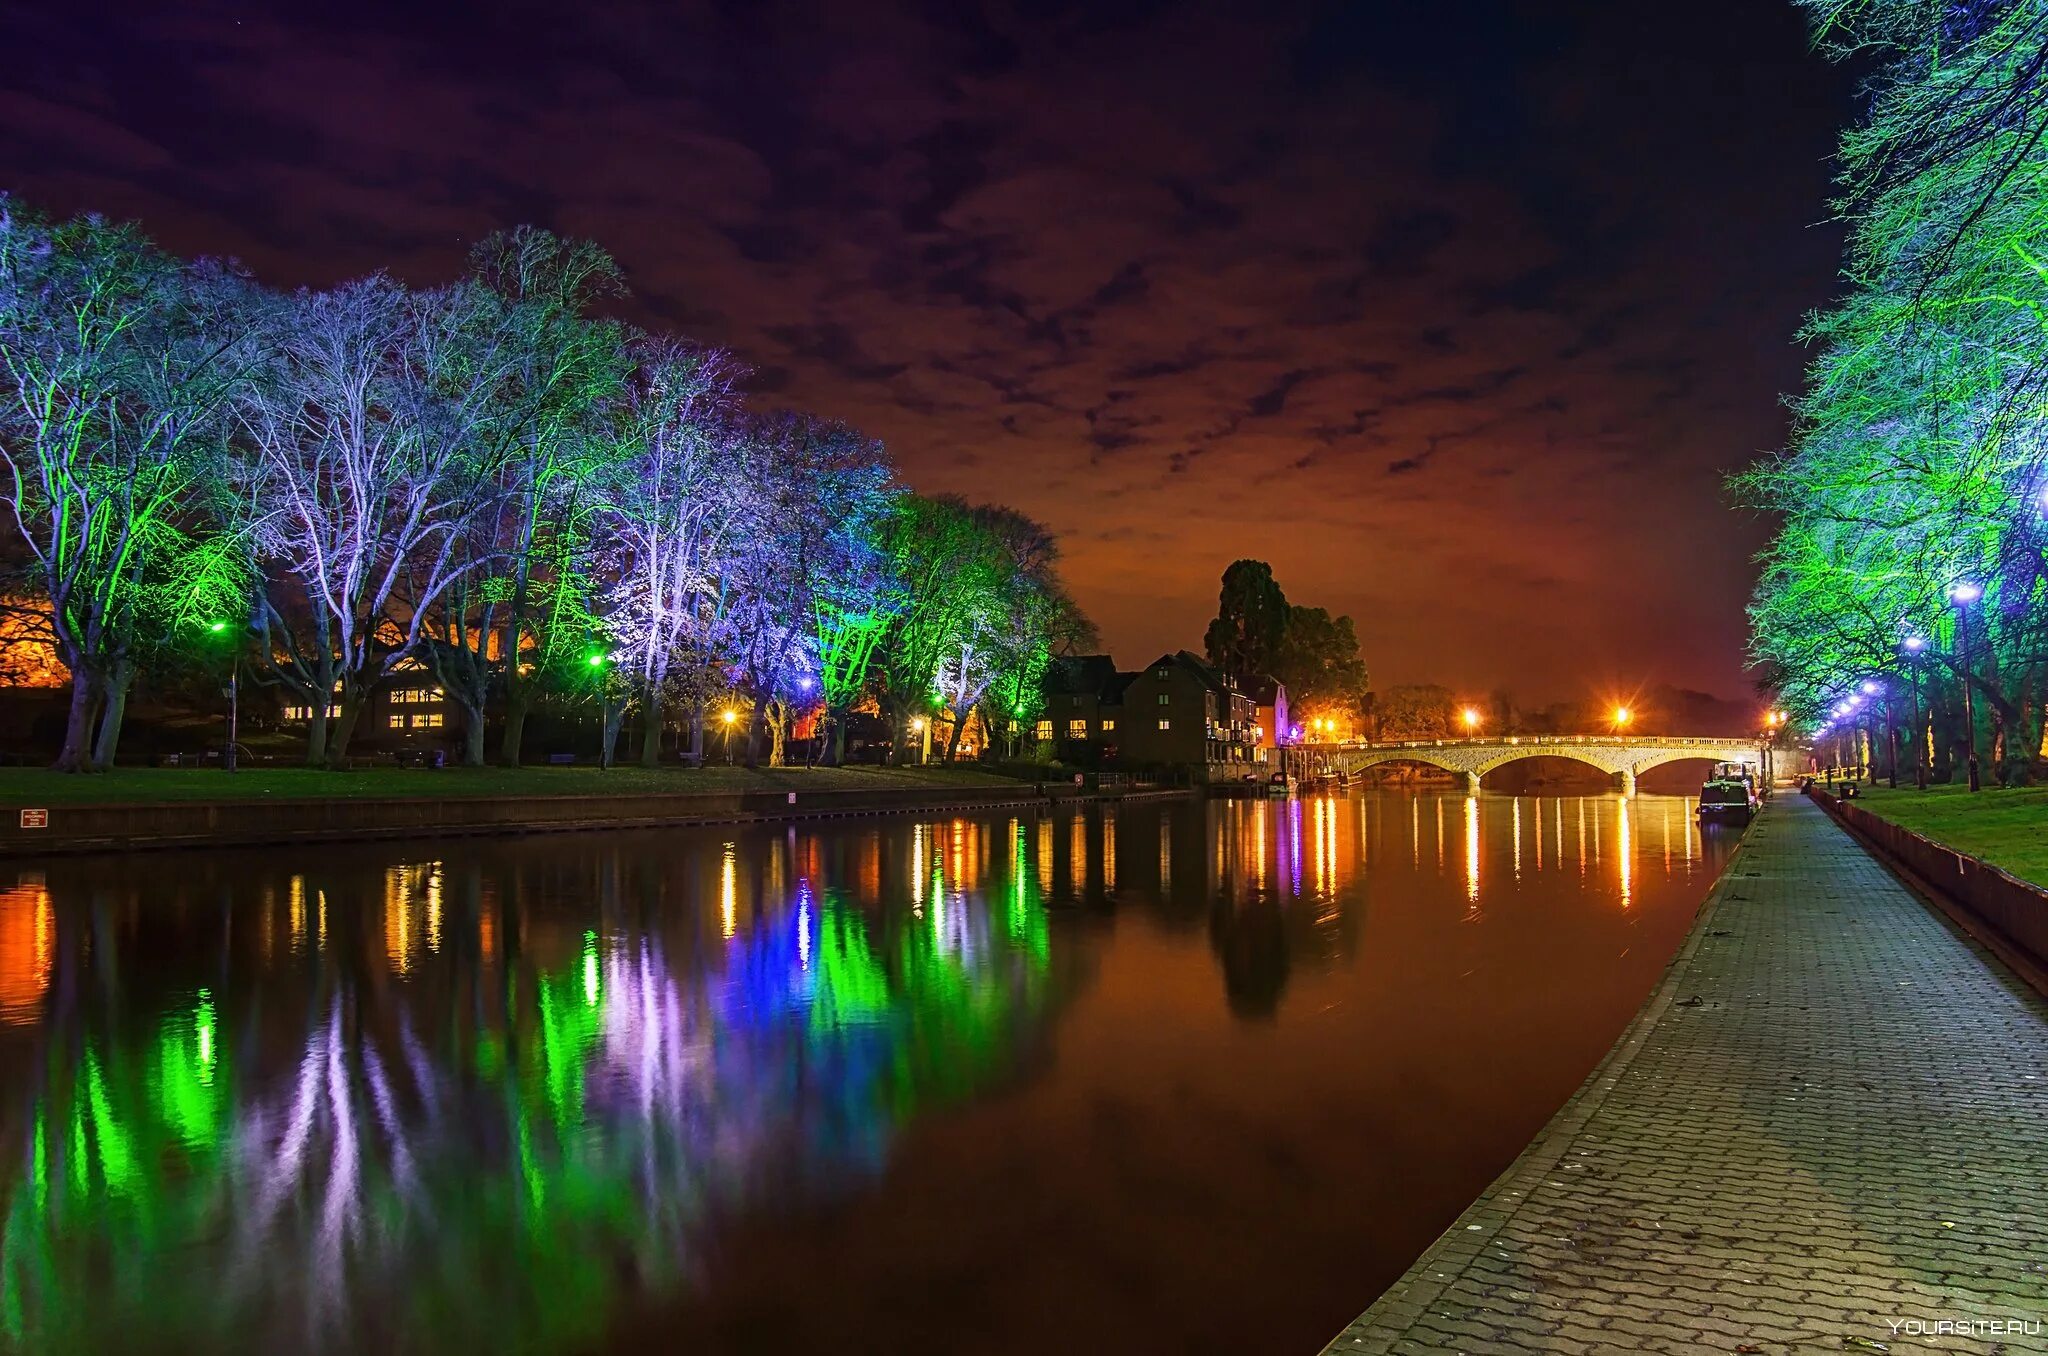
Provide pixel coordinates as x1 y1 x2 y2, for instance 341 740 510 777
590 336 745 767
725 413 894 766
236 276 523 765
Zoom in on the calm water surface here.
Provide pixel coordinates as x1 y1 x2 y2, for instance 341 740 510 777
0 791 1738 1355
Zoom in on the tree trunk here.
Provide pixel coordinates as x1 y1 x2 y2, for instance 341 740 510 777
743 693 768 769
945 701 972 763
327 696 365 768
600 700 625 769
462 703 488 767
688 702 705 768
498 696 529 767
769 705 787 767
302 703 331 768
639 691 664 767
53 667 99 773
821 706 846 766
91 666 132 771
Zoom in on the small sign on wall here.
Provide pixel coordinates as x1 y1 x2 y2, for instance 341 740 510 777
787 792 797 804
19 809 48 829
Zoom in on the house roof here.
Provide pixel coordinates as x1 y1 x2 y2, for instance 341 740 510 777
1245 676 1286 705
1043 654 1125 700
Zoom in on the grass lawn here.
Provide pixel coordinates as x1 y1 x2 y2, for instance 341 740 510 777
0 763 1023 806
1848 781 2048 889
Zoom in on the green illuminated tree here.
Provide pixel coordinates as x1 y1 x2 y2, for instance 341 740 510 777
0 199 260 770
1738 0 2048 783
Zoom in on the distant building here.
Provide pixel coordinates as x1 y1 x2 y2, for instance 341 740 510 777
1038 650 1259 779
1247 676 1289 754
275 659 454 753
1039 654 1134 765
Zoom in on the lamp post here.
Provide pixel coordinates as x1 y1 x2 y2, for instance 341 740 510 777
721 707 738 764
1902 635 1928 790
1460 707 1480 737
1949 583 1982 792
587 651 616 769
1611 705 1632 735
208 620 239 773
911 715 930 765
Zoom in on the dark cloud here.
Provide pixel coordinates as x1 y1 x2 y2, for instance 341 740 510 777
0 0 1854 700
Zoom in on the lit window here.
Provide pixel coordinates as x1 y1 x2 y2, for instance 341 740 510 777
1101 719 1115 732
1068 719 1088 738
388 714 406 729
413 712 444 729
1157 718 1171 731
1035 720 1053 740
1156 693 1169 705
1155 667 1168 679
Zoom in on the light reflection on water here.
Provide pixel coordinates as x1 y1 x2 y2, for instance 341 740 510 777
0 792 1736 1355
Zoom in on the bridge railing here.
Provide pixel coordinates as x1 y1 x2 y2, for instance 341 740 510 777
1313 735 1762 751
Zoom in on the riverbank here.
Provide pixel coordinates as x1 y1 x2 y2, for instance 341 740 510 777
1835 780 2048 888
1322 794 2048 1354
0 765 1189 856
0 763 1015 804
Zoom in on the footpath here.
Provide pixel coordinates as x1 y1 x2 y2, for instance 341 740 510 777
1324 794 2048 1355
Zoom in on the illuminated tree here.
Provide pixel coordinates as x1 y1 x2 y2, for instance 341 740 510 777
418 231 627 766
0 199 260 770
590 336 744 767
1739 1 2048 783
724 413 893 766
238 275 535 765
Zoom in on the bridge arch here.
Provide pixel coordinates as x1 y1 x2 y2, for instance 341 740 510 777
1630 748 1759 778
1321 736 1763 795
1470 750 1627 790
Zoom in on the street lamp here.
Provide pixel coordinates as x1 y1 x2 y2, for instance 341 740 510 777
1949 583 1983 791
1611 705 1632 733
721 707 738 763
910 714 930 764
206 620 239 773
1460 706 1480 735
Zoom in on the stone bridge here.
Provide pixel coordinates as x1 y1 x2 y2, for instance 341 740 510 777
1313 735 1762 795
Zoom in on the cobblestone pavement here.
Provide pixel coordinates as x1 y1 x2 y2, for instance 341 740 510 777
1322 795 2048 1356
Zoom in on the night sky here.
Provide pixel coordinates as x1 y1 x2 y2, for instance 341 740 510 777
0 0 1854 704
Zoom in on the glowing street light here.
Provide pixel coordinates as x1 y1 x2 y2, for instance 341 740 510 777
1949 583 1983 790
203 618 239 773
1611 706 1632 730
1460 706 1481 733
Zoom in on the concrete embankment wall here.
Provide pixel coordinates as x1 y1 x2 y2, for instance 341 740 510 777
0 784 1195 858
1812 787 2048 993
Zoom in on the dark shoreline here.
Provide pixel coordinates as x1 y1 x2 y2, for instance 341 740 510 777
0 782 1197 857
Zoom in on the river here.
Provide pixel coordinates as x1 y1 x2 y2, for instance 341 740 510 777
0 790 1737 1355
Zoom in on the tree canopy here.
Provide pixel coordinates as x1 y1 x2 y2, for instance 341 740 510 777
1736 0 2048 784
0 196 1088 770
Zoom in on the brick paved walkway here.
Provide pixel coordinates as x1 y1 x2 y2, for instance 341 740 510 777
1323 795 2048 1355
